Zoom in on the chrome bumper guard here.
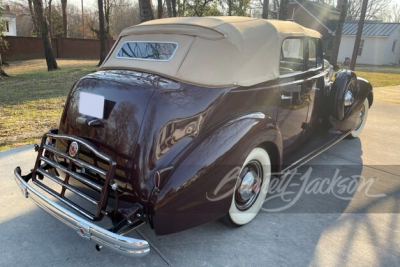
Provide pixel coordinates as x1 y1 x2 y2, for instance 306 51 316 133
14 167 150 257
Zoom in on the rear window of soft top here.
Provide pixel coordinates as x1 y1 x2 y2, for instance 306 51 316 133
116 41 178 61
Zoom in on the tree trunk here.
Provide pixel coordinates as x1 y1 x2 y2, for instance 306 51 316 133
97 0 107 65
166 0 172 17
262 0 269 19
104 0 111 36
158 0 163 18
48 0 52 38
177 0 181 16
171 0 177 17
336 0 343 9
139 0 154 22
33 0 59 71
279 0 288 20
61 0 68 38
228 0 232 16
28 0 40 36
0 53 10 78
350 0 368 70
330 0 348 66
181 0 186 16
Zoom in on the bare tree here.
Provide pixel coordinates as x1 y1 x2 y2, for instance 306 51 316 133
48 0 52 37
330 0 348 66
388 4 400 22
97 0 107 65
272 0 279 18
180 0 187 16
279 0 288 20
262 0 269 19
138 0 154 22
184 0 220 17
0 11 10 79
227 0 232 15
32 0 59 71
347 0 390 20
109 0 140 36
376 3 400 22
172 0 177 16
61 0 67 37
28 0 40 35
157 0 163 18
166 0 173 17
104 0 116 36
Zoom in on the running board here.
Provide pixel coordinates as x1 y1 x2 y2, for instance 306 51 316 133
281 129 352 174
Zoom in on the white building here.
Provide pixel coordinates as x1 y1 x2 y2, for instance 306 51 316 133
337 22 400 65
0 5 17 36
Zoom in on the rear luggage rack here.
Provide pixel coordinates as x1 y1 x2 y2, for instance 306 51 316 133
31 133 117 221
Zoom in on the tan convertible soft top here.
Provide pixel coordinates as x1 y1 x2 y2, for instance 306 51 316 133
100 17 321 87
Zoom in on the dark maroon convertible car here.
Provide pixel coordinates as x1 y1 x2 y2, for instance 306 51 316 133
14 17 373 257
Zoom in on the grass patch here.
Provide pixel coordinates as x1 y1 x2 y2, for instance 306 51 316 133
354 64 400 74
355 71 400 87
0 59 97 150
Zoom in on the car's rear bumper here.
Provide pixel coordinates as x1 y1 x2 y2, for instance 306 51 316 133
13 167 150 257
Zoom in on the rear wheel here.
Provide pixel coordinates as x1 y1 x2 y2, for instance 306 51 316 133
223 147 271 227
347 98 369 139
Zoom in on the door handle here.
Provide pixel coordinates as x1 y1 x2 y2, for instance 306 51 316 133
281 95 292 100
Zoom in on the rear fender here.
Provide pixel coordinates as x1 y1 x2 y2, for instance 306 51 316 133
149 112 282 235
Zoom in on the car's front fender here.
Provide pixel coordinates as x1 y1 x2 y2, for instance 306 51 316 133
149 112 282 235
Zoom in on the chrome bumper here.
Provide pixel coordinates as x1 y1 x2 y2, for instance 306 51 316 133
13 167 150 257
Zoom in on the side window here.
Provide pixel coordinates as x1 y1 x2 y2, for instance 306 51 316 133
5 21 9 32
308 38 323 70
280 38 304 75
317 39 324 68
308 39 317 69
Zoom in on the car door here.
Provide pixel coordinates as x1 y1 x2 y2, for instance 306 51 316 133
277 37 310 156
302 38 325 141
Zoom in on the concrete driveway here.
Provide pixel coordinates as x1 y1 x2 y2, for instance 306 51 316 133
1 98 399 266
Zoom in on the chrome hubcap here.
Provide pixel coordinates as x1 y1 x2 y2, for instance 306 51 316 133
355 104 365 131
344 90 354 106
235 160 263 211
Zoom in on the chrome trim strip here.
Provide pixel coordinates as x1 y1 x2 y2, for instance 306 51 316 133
279 79 305 87
281 129 352 173
232 69 329 93
14 168 150 257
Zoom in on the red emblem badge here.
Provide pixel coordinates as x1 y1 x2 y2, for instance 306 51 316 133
69 141 79 157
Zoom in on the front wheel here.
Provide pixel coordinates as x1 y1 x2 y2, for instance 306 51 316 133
223 147 271 227
347 98 369 139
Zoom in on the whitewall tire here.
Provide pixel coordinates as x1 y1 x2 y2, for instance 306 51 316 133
224 147 271 227
347 98 369 139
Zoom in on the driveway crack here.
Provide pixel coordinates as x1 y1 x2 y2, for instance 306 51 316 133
135 229 173 266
